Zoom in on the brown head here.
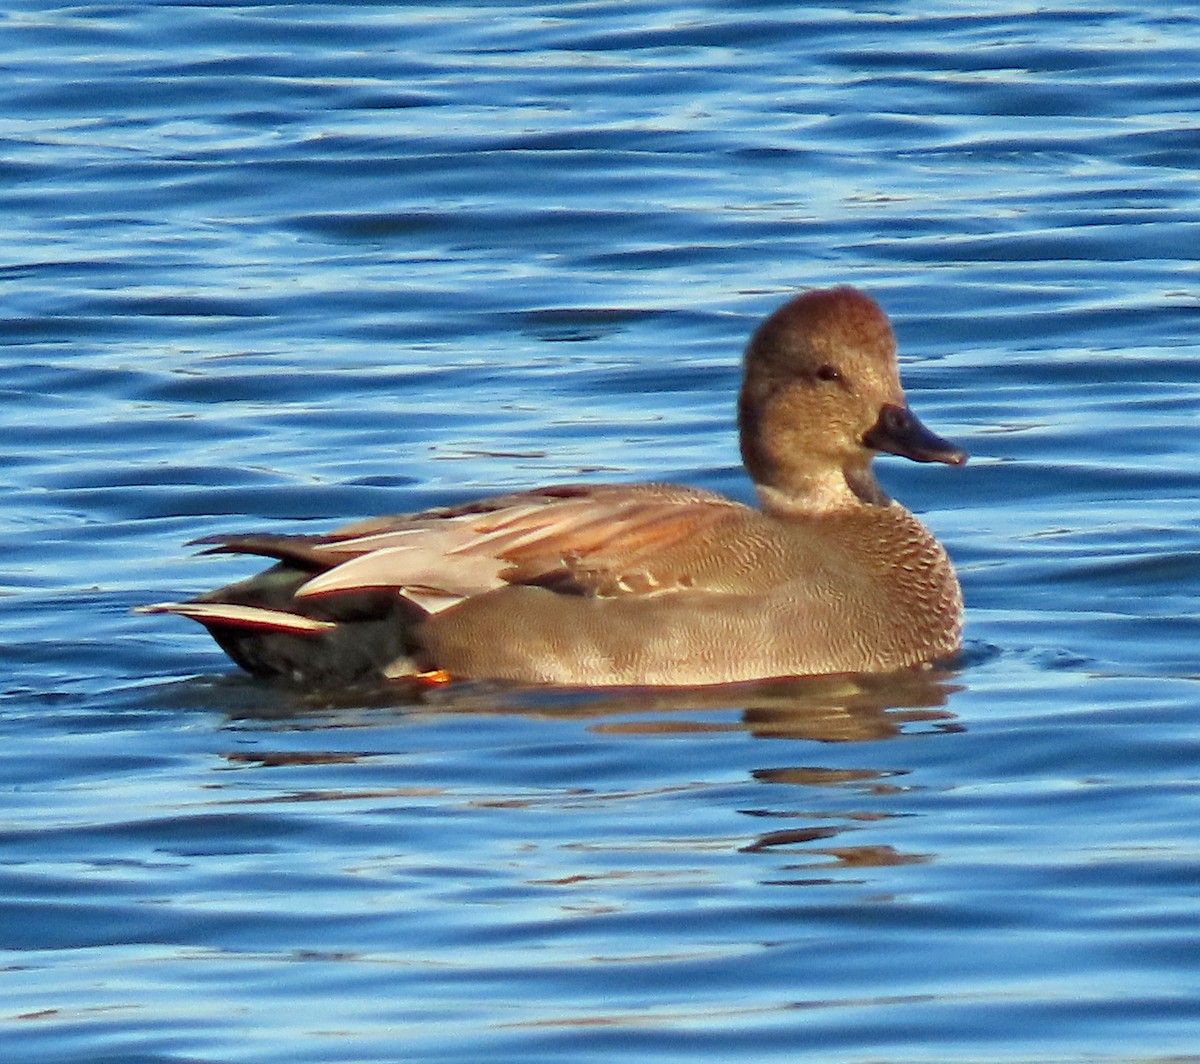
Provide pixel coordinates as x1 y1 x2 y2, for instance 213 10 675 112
738 286 966 510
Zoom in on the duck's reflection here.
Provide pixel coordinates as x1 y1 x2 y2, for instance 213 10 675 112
411 663 963 744
413 665 961 870
197 662 963 874
213 659 962 740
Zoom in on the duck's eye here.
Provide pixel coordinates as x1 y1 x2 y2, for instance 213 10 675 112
815 364 843 383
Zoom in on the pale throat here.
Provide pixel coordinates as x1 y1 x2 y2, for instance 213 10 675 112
754 461 890 515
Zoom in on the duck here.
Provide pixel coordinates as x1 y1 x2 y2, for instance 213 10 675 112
140 286 967 688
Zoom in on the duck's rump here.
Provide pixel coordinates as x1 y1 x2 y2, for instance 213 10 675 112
143 563 424 686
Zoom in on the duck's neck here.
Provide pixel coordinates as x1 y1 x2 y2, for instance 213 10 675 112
754 464 892 516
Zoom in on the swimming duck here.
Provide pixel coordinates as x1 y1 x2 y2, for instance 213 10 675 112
141 286 967 687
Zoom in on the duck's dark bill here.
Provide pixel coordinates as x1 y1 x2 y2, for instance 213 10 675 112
863 403 968 465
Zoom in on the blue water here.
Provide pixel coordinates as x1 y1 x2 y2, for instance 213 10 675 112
5 2 1200 1061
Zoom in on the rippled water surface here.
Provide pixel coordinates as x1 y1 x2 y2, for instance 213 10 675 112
5 3 1200 1062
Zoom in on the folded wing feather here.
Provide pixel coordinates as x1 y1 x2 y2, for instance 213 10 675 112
289 485 749 608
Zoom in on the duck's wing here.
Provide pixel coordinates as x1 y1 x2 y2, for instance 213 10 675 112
199 483 758 612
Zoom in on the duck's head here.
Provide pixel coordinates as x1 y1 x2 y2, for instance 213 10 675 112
738 286 966 511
